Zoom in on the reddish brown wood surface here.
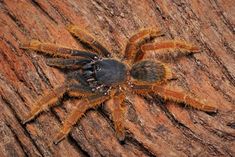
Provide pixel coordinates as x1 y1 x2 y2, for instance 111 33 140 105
0 0 234 157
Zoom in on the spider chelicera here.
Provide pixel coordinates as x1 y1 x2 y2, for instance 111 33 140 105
21 25 217 144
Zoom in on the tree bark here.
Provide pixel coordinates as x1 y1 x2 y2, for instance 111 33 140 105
0 0 234 157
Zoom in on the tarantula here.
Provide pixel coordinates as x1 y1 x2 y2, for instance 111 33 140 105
21 25 217 144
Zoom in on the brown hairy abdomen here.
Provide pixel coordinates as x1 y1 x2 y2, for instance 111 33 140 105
130 60 165 83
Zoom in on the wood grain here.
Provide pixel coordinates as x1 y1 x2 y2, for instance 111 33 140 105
0 0 234 156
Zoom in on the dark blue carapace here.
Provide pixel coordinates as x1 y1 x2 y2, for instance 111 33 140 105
94 59 127 86
81 59 127 93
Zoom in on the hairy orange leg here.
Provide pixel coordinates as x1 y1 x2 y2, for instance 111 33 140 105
67 25 111 57
46 58 91 69
109 92 126 140
54 93 110 144
136 40 200 62
123 28 163 62
20 40 98 59
133 85 217 112
23 84 69 124
20 40 74 58
68 86 93 97
23 82 93 124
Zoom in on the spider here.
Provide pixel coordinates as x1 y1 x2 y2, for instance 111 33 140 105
21 25 217 144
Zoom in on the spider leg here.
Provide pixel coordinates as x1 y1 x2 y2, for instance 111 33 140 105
67 25 111 57
137 40 199 62
54 93 110 144
123 28 163 63
66 71 89 86
46 58 91 69
109 92 126 140
68 84 93 97
22 80 92 124
22 83 69 124
132 85 217 112
20 40 98 59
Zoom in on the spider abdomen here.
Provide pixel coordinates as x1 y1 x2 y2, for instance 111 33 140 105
130 60 166 83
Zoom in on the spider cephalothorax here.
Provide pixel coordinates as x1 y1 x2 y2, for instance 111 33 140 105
21 25 217 144
90 59 127 87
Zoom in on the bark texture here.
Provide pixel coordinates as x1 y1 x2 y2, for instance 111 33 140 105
0 0 234 157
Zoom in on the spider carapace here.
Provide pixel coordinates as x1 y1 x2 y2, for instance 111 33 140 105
21 25 217 144
83 59 128 92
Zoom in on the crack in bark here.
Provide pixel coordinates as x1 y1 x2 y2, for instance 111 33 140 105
174 0 235 60
1 97 44 157
125 134 157 157
31 58 53 89
170 0 235 99
30 0 58 25
92 0 141 32
90 0 127 54
98 106 158 157
157 0 235 88
151 1 167 20
191 55 235 104
5 123 30 157
0 48 34 93
0 36 20 56
205 14 235 59
209 0 235 34
47 1 71 25
0 74 34 113
210 128 235 141
148 0 172 31
227 122 235 129
73 118 104 157
67 135 90 157
0 1 29 35
0 121 24 157
200 40 235 87
150 95 224 156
